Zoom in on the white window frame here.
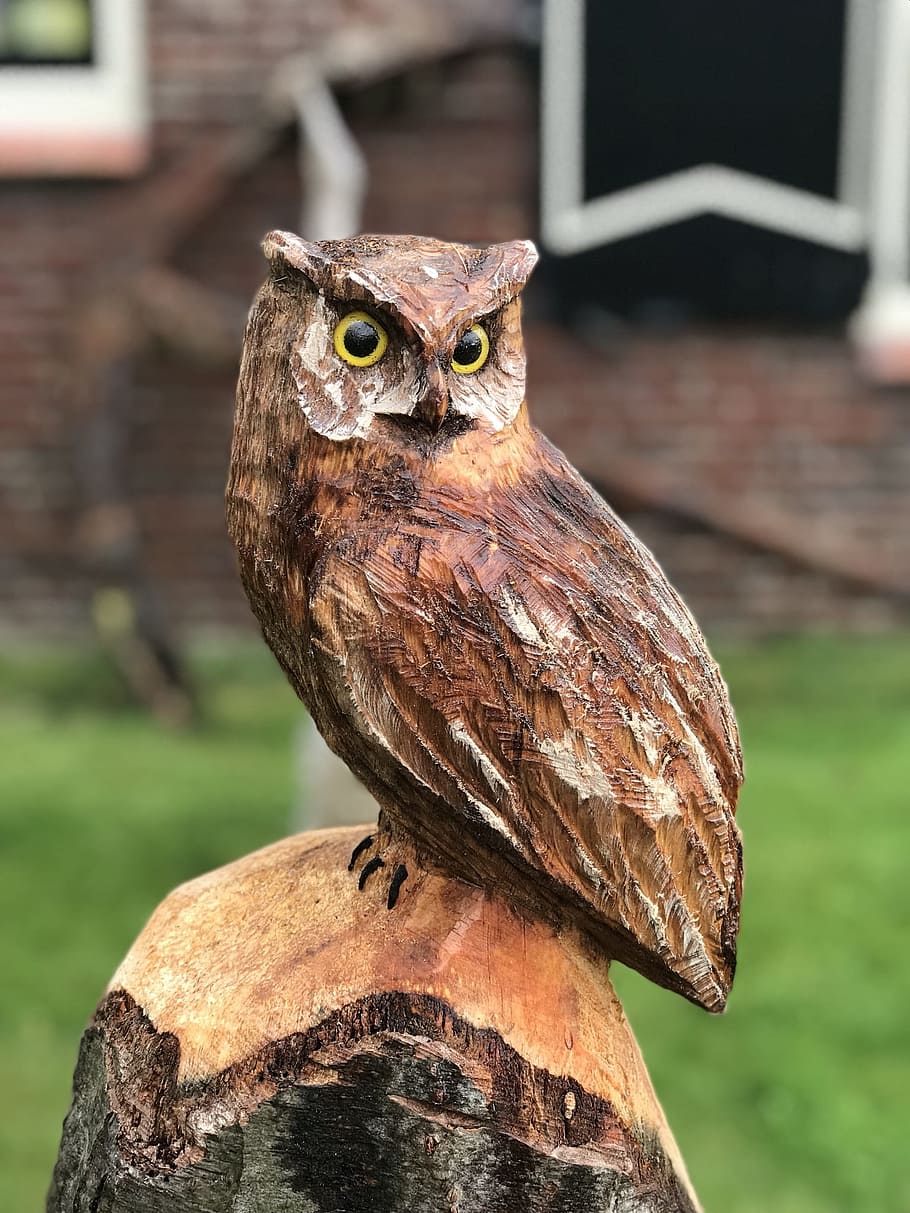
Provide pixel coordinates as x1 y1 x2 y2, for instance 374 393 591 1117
540 0 897 265
0 0 148 176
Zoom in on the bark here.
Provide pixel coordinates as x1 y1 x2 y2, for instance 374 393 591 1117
48 827 700 1212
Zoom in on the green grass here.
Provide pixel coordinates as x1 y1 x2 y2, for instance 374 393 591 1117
0 645 298 1209
2 636 909 1211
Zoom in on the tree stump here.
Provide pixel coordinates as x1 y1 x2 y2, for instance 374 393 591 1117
48 826 701 1212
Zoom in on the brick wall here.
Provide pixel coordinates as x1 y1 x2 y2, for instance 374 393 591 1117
146 0 525 154
529 326 910 632
0 5 907 639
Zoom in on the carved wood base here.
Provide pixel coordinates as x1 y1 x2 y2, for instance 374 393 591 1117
47 827 701 1212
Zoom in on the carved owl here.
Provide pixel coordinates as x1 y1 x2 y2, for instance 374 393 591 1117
227 230 743 1012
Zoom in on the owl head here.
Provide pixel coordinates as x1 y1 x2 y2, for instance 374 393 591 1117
260 230 539 445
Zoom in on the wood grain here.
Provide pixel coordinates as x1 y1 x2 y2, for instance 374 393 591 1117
48 827 701 1212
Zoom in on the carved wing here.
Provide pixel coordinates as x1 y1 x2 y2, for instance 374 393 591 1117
309 434 743 1011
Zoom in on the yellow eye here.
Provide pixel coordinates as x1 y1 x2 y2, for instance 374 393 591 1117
451 323 490 374
333 311 388 367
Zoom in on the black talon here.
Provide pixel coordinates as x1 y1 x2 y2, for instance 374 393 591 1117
348 834 374 871
387 864 408 910
358 855 385 890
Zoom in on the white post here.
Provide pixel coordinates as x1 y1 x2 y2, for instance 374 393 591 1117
867 0 910 283
851 0 910 378
293 77 367 242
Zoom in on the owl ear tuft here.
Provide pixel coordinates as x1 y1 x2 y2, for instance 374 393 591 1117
491 239 539 293
262 230 331 289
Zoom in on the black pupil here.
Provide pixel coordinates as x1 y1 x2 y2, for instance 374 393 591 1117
344 319 379 358
454 330 483 366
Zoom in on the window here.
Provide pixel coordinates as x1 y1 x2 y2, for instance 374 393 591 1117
0 0 94 66
0 0 148 176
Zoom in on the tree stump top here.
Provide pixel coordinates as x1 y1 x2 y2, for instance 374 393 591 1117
50 827 700 1211
114 828 658 1122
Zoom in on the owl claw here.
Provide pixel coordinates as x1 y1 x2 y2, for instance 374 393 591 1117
386 863 408 910
348 837 409 910
357 854 385 890
348 834 374 871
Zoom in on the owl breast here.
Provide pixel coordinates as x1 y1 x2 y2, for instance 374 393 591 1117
294 427 741 1012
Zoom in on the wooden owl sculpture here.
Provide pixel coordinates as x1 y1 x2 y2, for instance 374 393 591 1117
227 231 744 1013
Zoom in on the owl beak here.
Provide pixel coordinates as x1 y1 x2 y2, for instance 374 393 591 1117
414 362 450 432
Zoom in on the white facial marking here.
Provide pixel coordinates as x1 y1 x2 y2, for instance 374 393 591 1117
447 301 525 433
293 294 416 440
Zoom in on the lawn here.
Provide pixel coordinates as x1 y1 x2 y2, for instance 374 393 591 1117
2 635 908 1211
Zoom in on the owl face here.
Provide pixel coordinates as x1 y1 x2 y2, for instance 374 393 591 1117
264 231 538 446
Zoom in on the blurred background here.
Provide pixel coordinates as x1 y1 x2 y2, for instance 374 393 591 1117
2 1 909 1209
